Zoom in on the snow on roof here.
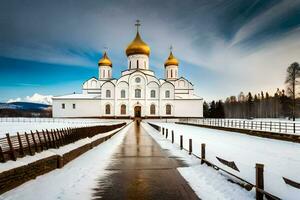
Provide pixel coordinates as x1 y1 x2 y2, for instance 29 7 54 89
52 93 101 100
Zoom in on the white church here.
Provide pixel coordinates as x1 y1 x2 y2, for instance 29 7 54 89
52 22 203 118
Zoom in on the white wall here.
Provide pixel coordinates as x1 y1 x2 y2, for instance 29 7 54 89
99 65 112 79
173 99 203 117
52 99 101 118
128 54 149 70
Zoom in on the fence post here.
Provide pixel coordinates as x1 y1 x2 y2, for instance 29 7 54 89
171 130 174 143
31 131 38 153
180 135 183 150
166 129 168 139
25 132 34 156
0 147 5 162
17 132 24 157
36 130 43 151
270 122 272 131
6 133 16 161
260 121 262 130
279 122 281 133
256 163 264 200
42 130 49 149
56 129 63 146
293 122 296 134
46 129 52 148
189 139 192 155
201 143 206 164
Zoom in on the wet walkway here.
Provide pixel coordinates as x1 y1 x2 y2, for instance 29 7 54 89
93 121 199 200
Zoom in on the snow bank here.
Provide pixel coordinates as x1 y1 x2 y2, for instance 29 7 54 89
0 118 128 137
142 122 255 200
0 122 132 200
147 122 300 200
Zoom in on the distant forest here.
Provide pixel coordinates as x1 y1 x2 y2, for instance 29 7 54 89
204 62 300 119
203 89 297 119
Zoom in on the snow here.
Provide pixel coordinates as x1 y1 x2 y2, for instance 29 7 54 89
142 122 255 200
146 121 300 200
0 151 57 174
0 122 132 200
0 125 125 173
0 118 128 137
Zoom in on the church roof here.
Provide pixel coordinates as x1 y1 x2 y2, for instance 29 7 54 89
125 31 150 57
98 51 112 67
164 51 179 67
52 93 101 100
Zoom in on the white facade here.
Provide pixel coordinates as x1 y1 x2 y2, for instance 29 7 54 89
52 28 203 118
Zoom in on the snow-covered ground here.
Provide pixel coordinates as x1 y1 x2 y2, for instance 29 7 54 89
147 121 300 200
142 122 255 200
0 122 132 200
0 118 129 137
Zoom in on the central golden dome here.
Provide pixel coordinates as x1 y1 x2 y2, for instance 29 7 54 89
164 51 179 67
125 31 150 57
98 51 112 67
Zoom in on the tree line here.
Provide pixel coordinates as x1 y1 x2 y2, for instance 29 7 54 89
204 62 300 120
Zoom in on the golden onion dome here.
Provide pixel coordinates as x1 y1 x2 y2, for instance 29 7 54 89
98 51 112 67
164 51 179 67
125 31 150 57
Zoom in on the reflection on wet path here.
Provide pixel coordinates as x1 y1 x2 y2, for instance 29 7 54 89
92 121 199 200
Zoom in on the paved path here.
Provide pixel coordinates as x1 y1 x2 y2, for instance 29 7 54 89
92 121 199 200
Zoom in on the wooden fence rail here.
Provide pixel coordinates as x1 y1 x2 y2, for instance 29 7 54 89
0 123 126 163
179 118 300 134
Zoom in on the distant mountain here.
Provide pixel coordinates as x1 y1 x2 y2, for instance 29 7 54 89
0 102 51 111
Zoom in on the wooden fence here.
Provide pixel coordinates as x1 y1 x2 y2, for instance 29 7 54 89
0 122 126 162
180 118 300 134
148 122 284 200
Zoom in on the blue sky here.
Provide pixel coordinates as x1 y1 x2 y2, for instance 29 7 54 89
1 0 300 102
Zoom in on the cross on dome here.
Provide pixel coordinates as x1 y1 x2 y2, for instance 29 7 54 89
135 19 141 32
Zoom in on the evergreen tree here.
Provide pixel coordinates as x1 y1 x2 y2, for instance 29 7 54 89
203 101 209 118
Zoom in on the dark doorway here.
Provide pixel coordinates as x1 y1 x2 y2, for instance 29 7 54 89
134 106 141 118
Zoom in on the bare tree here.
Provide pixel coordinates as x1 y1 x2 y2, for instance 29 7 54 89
285 62 300 121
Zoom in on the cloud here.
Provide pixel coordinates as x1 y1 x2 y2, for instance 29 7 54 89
7 93 53 105
1 0 300 101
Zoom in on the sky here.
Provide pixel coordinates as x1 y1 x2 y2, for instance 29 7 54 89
0 0 300 103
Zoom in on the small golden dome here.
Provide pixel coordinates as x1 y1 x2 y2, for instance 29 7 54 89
125 31 150 57
98 51 112 67
164 51 179 67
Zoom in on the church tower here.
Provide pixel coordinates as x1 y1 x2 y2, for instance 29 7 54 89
125 20 150 70
164 48 179 80
98 51 112 80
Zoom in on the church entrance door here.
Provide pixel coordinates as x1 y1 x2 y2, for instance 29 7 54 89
134 106 141 118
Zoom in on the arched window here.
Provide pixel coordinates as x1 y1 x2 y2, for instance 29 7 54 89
108 70 110 77
103 70 106 78
121 90 126 98
150 90 156 98
105 104 111 114
166 104 171 115
129 61 131 69
135 89 141 98
137 60 139 68
165 90 170 98
171 69 173 78
106 90 111 98
150 104 155 115
121 104 126 115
